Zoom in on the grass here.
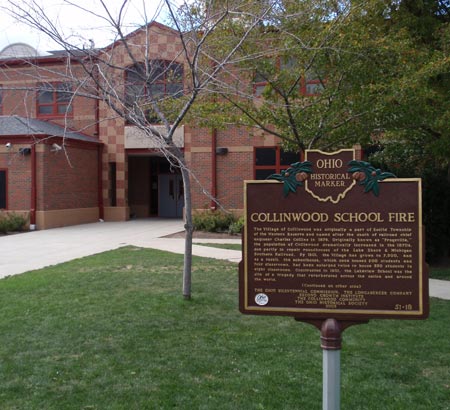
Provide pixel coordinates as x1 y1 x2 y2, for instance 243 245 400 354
196 243 242 251
0 247 449 409
196 242 450 281
430 266 450 281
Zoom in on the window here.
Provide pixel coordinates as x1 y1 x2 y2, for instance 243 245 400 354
301 71 325 96
126 60 184 103
252 59 325 97
253 71 268 97
0 169 7 209
254 147 300 180
37 82 73 117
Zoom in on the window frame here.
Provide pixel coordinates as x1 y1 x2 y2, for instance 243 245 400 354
253 146 301 180
252 58 325 97
301 75 325 97
252 71 269 98
36 82 73 118
0 169 7 210
125 60 184 102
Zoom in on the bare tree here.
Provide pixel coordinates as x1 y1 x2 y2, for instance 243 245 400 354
1 0 272 299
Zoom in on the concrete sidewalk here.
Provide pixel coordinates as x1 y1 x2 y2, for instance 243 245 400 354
0 220 449 301
0 220 241 279
429 279 450 301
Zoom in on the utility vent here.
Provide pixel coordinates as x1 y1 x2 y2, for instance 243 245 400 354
19 147 31 155
215 147 228 155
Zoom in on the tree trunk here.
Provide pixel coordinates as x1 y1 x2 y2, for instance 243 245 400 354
180 157 194 300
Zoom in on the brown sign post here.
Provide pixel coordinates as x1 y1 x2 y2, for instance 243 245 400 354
239 149 429 410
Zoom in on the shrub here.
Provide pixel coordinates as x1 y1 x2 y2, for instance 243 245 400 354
193 210 238 233
0 212 27 234
228 216 245 235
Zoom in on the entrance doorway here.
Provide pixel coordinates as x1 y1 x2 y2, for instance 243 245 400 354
128 155 183 218
158 174 184 218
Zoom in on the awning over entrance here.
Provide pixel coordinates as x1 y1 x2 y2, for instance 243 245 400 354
124 124 184 149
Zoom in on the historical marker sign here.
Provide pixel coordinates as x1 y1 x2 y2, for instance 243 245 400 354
239 149 429 320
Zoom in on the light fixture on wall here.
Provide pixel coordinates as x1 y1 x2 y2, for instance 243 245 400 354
5 142 12 149
51 143 62 152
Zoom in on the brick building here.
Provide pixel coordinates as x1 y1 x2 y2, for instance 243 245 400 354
0 22 309 229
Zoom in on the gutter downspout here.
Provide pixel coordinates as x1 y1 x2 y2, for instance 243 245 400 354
30 143 37 230
210 128 217 210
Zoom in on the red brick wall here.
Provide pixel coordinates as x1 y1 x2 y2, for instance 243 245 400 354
186 124 276 212
38 144 98 211
189 151 213 209
216 151 253 209
0 152 32 210
0 62 98 137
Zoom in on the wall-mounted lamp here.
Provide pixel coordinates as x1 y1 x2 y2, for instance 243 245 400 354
215 147 228 155
5 142 12 149
51 143 62 152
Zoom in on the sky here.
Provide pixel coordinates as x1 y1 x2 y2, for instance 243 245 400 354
0 0 172 54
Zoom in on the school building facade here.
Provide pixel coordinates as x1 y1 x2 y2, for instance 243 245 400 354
0 22 360 230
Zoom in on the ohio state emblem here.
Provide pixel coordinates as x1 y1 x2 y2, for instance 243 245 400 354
304 149 356 203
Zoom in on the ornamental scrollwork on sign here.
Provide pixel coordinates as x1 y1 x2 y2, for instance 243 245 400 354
347 160 396 197
266 161 313 197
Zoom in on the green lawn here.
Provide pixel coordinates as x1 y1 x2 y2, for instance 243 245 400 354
0 247 448 409
430 266 450 281
196 242 242 251
196 243 450 281
3 232 448 281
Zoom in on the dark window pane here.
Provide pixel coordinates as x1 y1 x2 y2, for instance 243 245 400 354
255 169 276 180
0 170 6 208
149 83 165 98
127 66 144 82
280 57 296 71
306 82 324 95
169 63 183 81
127 84 145 102
280 150 300 165
38 105 53 114
56 92 71 102
57 82 72 93
254 71 266 83
38 83 73 117
38 90 53 103
127 60 184 105
255 148 276 166
167 83 183 97
254 83 266 97
149 60 165 81
57 104 72 114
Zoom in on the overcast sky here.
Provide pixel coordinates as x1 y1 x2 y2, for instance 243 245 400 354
0 0 172 54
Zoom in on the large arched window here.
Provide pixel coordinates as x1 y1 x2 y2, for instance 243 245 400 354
125 60 184 104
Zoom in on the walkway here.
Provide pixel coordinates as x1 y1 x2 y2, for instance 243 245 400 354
0 220 448 300
0 220 241 279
